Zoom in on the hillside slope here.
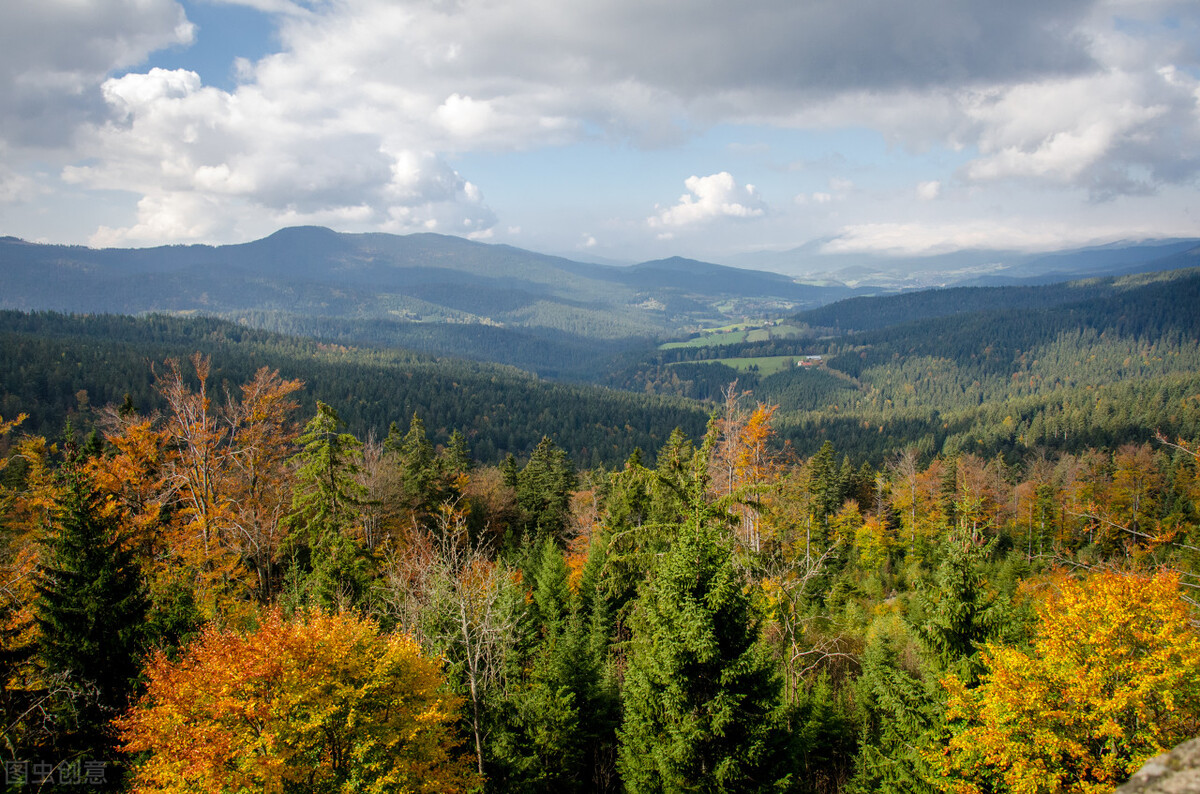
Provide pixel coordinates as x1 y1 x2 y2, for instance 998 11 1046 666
0 311 707 467
0 228 851 377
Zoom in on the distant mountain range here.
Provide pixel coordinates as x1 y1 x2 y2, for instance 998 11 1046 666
723 238 1200 288
5 226 1199 377
0 227 857 377
0 226 844 324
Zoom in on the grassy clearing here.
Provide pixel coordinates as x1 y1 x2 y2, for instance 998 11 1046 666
659 322 810 350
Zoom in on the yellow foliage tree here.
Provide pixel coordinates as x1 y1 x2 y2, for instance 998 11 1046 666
120 611 479 794
939 570 1200 794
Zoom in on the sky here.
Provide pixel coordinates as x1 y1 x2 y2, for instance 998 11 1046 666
2 0 1200 266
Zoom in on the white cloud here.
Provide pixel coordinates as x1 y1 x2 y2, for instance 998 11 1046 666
649 172 766 228
821 218 1184 256
60 66 497 245
0 169 38 205
4 0 1200 250
0 0 193 147
916 180 942 200
90 192 226 247
958 66 1200 194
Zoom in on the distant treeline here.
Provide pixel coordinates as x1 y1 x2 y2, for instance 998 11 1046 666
0 311 706 468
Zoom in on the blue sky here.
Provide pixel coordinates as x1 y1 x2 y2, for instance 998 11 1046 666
2 0 1199 270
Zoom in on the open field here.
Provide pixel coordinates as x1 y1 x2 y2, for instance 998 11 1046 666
659 321 811 350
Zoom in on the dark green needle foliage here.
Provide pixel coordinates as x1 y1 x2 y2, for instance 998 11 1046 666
515 437 576 543
35 454 147 778
285 401 372 612
617 478 788 793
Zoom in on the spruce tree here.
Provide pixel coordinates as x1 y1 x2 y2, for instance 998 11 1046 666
516 437 576 541
489 538 591 792
617 448 787 792
849 537 1009 793
391 412 439 521
285 401 370 611
36 456 147 778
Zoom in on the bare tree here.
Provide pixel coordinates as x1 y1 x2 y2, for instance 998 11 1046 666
380 511 521 776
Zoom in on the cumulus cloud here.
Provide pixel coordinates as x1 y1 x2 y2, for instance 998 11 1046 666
649 172 766 228
61 66 496 246
0 0 193 147
4 0 1200 247
958 65 1200 197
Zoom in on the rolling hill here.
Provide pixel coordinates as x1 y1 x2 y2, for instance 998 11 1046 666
0 228 852 377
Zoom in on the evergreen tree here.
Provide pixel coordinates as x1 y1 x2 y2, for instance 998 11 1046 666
488 538 595 792
850 537 1010 793
285 401 371 611
501 453 520 489
849 626 941 794
516 437 576 541
390 412 440 522
35 456 147 781
443 429 473 479
909 535 1007 681
618 436 787 792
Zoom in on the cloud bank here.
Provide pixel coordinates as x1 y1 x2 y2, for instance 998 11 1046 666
1 0 1198 251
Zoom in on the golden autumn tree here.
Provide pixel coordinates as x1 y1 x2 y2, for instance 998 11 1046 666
120 610 478 794
92 357 302 616
938 570 1200 794
708 385 779 554
1 433 62 610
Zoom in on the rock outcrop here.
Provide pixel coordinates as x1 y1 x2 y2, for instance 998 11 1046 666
1115 738 1200 793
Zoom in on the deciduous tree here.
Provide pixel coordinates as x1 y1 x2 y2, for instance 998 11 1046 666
121 611 477 793
940 570 1200 793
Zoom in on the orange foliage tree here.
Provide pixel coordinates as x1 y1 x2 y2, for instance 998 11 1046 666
708 385 779 554
93 357 302 613
120 610 478 794
938 570 1200 793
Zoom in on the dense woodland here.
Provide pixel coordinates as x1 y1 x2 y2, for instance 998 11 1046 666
1 263 1199 792
0 311 707 469
1 355 1200 791
614 268 1200 463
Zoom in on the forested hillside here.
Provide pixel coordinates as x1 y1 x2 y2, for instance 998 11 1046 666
0 311 707 467
0 228 852 376
618 267 1200 463
1 253 1199 792
1 369 1198 792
